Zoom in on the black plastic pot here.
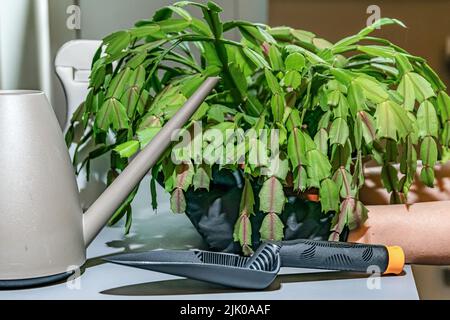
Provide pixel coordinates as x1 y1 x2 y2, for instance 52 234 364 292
182 167 339 254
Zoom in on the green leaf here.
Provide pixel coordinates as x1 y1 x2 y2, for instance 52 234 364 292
157 19 191 33
406 72 436 103
314 128 329 155
381 164 399 193
234 215 253 251
259 176 285 214
121 87 148 117
283 70 301 89
264 69 282 94
228 62 248 98
293 165 308 191
271 94 285 123
103 31 131 56
397 73 416 111
420 136 437 167
307 149 331 186
96 98 129 131
193 165 211 191
417 100 439 138
239 178 255 216
170 188 186 213
137 127 161 148
106 68 132 99
108 186 139 226
285 52 305 71
174 162 195 191
437 91 450 121
420 166 435 187
346 198 368 230
265 157 289 180
259 212 284 241
355 112 374 146
150 175 158 211
333 167 354 198
287 129 308 168
269 45 284 71
354 76 389 103
130 25 161 38
320 179 339 213
329 118 349 146
243 47 270 69
357 45 396 58
375 100 412 141
114 140 140 158
327 90 340 107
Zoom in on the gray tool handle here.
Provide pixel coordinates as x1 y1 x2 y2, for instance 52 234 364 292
278 239 404 274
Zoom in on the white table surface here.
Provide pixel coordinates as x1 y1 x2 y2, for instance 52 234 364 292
0 177 419 300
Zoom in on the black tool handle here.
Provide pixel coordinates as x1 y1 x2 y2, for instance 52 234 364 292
277 239 404 274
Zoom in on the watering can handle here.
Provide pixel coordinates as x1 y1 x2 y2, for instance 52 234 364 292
278 239 404 275
83 77 220 246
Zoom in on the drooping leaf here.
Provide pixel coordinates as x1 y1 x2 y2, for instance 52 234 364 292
193 165 211 191
130 24 161 38
233 215 253 252
259 212 284 241
381 164 399 193
268 45 284 71
354 76 389 103
103 31 131 56
420 136 438 168
314 128 329 155
320 179 339 213
174 162 195 191
437 91 450 121
157 19 191 33
228 62 248 98
264 157 289 180
264 69 282 94
357 111 376 145
287 129 308 168
345 198 368 230
397 73 415 111
420 166 435 187
259 177 285 214
329 118 349 146
137 127 161 148
243 47 270 69
170 188 186 213
114 140 140 158
375 100 413 140
417 100 439 138
239 178 255 216
271 93 285 123
106 68 132 99
405 72 436 103
293 165 308 192
96 98 129 131
306 149 331 187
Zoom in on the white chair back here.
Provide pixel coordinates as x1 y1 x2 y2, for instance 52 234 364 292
55 40 102 131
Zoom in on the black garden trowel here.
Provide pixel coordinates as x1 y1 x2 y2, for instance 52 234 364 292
104 239 405 290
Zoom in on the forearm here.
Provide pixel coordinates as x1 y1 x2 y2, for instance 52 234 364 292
348 201 450 264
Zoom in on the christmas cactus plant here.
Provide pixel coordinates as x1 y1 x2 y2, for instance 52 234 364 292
66 1 450 254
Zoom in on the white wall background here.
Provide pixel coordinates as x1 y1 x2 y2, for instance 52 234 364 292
0 0 268 128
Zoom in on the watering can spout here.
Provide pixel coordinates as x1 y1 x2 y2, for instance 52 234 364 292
82 77 220 246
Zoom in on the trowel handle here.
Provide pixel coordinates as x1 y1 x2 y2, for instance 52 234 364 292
278 239 404 275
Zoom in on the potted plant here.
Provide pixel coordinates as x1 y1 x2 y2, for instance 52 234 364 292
66 1 450 255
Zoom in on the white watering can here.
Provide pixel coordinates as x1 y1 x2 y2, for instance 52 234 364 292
0 77 219 287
